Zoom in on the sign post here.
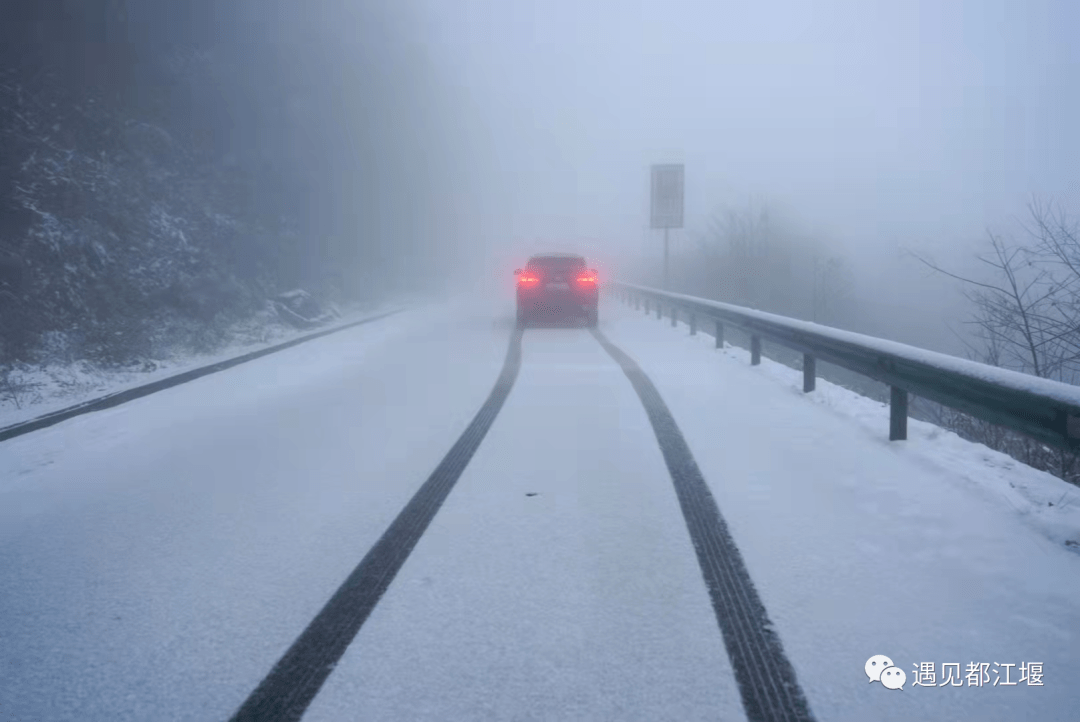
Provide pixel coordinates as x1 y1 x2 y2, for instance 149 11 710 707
650 163 684 290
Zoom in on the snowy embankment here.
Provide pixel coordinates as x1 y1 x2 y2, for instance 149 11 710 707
614 298 1080 553
602 302 1080 722
765 356 1080 553
0 298 413 431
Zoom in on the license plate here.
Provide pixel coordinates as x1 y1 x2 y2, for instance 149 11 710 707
547 282 570 290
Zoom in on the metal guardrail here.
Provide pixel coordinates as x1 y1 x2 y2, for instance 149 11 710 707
609 281 1080 452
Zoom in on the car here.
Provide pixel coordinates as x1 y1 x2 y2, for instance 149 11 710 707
514 253 599 327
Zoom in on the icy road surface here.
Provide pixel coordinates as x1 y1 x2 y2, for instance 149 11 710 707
1 291 1079 721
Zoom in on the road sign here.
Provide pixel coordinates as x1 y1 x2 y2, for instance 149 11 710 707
650 163 684 229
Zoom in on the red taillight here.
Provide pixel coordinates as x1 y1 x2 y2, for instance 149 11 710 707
518 273 540 285
576 272 597 284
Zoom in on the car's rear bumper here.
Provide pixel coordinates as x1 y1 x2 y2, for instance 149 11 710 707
517 288 597 314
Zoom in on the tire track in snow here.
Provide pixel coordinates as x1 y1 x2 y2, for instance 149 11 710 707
229 323 525 722
590 327 816 722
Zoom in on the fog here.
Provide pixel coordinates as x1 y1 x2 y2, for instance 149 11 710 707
3 0 1077 367
5 8 1080 716
388 0 1079 353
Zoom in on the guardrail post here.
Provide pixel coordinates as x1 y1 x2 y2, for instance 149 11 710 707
715 321 724 348
751 335 761 365
671 306 677 327
644 298 650 315
890 387 908 440
803 354 816 392
656 302 662 320
689 313 696 336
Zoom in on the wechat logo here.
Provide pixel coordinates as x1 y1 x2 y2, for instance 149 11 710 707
866 654 906 690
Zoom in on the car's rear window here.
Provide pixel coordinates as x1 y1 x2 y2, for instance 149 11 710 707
527 256 586 272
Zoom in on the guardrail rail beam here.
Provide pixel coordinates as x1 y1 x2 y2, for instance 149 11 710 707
610 280 1080 451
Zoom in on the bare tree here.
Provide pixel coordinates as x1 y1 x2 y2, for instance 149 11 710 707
698 201 803 314
811 253 855 323
1025 198 1080 383
913 230 1071 378
913 201 1080 486
663 199 859 326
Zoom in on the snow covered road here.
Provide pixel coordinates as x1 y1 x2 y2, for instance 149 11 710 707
1 292 1078 721
0 302 513 721
304 326 752 722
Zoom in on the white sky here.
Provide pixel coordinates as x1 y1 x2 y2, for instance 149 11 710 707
397 0 1078 275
